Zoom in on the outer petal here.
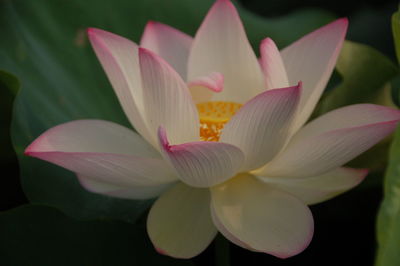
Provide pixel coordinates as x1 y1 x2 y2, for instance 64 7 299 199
139 48 199 145
281 18 348 132
188 72 224 103
140 21 193 79
25 120 177 192
211 174 314 258
158 127 245 188
257 167 368 205
187 0 264 103
25 120 158 156
220 83 301 171
78 175 175 200
259 38 289 90
87 28 152 144
147 183 217 259
259 104 400 177
210 204 254 251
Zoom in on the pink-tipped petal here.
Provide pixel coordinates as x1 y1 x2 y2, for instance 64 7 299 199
257 167 368 205
139 48 199 145
87 28 153 145
25 120 177 197
188 72 224 103
78 175 175 199
259 104 400 177
147 183 217 259
24 120 158 157
158 127 244 188
259 38 289 90
140 21 193 79
281 18 348 132
187 0 264 103
211 174 314 258
220 83 301 171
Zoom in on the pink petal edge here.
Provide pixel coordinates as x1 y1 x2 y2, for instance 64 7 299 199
188 72 224 93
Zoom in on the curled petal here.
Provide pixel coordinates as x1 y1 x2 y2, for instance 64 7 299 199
188 72 224 103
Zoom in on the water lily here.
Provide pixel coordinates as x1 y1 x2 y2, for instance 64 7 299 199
25 0 400 260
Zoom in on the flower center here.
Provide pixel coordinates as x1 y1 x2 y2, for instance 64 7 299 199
197 101 242 141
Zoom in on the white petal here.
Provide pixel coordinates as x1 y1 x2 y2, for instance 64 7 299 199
188 72 224 103
259 38 289 90
211 174 314 258
187 0 264 103
210 204 255 251
257 167 368 205
220 84 301 171
87 28 152 144
259 104 400 177
140 21 193 79
158 127 244 188
25 120 177 187
281 18 348 131
139 48 199 145
25 119 158 156
78 175 175 200
147 182 217 259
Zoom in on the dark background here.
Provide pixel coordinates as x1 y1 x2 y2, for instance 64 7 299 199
1 0 399 265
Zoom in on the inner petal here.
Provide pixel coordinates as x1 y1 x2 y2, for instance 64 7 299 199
197 101 242 142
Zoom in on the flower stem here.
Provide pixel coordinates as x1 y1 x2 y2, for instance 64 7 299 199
215 234 230 266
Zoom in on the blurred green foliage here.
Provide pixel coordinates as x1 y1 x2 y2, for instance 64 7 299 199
375 7 400 266
0 204 194 266
376 125 400 266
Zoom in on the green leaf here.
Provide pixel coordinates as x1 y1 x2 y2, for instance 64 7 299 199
390 74 400 107
316 41 398 114
0 204 194 266
0 0 333 221
376 126 400 266
0 70 19 162
392 9 400 63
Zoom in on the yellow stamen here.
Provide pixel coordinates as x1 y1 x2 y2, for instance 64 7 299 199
197 101 242 141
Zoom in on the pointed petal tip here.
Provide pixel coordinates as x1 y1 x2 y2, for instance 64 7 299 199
356 168 369 181
326 17 349 33
210 0 237 17
260 37 274 47
337 17 349 26
86 27 107 38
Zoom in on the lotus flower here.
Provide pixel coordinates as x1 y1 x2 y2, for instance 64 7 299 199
25 0 400 259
